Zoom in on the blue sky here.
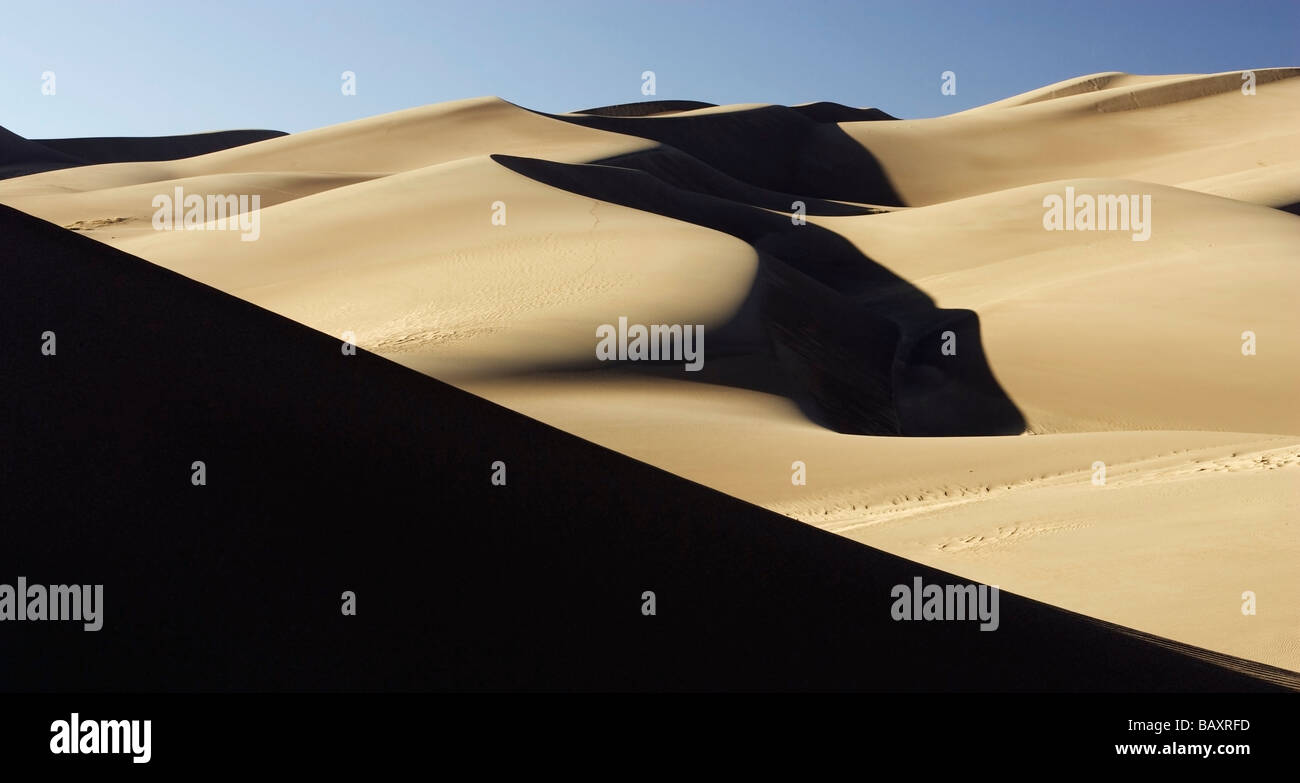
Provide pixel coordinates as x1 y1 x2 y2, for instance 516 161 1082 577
1 0 1296 137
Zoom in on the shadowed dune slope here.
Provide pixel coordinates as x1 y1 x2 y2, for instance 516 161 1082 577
547 103 905 205
580 146 881 216
34 129 287 164
816 178 1300 435
791 102 897 122
0 125 82 179
4 203 1296 692
0 126 284 180
575 99 717 116
493 153 1024 436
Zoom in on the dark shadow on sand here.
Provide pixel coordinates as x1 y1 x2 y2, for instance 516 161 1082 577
544 102 905 206
3 203 1296 692
574 99 717 116
0 125 285 180
492 153 1025 437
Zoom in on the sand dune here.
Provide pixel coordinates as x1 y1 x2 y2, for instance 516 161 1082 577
32 129 287 165
0 125 83 179
548 102 903 205
575 99 717 116
0 125 283 180
817 178 1300 435
844 68 1300 207
0 97 649 203
3 70 1298 675
14 201 1298 691
113 155 762 380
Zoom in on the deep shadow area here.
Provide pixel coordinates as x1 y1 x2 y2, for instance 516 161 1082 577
0 126 285 180
492 154 1025 437
574 100 717 116
0 126 80 179
544 103 906 206
34 129 287 164
3 204 1295 691
789 102 898 122
584 146 880 216
574 99 897 122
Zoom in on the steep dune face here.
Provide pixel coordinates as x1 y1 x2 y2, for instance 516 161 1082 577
490 153 1023 437
548 103 904 205
33 129 287 165
574 99 717 116
0 125 82 179
563 146 880 216
790 102 897 123
2 72 1299 672
0 125 284 181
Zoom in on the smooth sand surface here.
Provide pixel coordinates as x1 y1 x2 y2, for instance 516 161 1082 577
3 70 1297 672
841 68 1300 207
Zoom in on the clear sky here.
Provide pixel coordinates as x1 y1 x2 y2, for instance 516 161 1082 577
1 0 1296 138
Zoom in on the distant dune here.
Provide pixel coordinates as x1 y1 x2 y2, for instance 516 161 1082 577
0 126 284 180
0 125 82 179
843 68 1300 207
790 102 897 122
575 99 717 116
548 102 904 205
33 129 287 164
2 68 1298 676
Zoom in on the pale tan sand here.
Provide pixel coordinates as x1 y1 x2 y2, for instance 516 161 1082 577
842 68 1300 208
814 178 1300 435
465 376 1300 670
108 155 760 367
0 96 650 199
2 72 1297 672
